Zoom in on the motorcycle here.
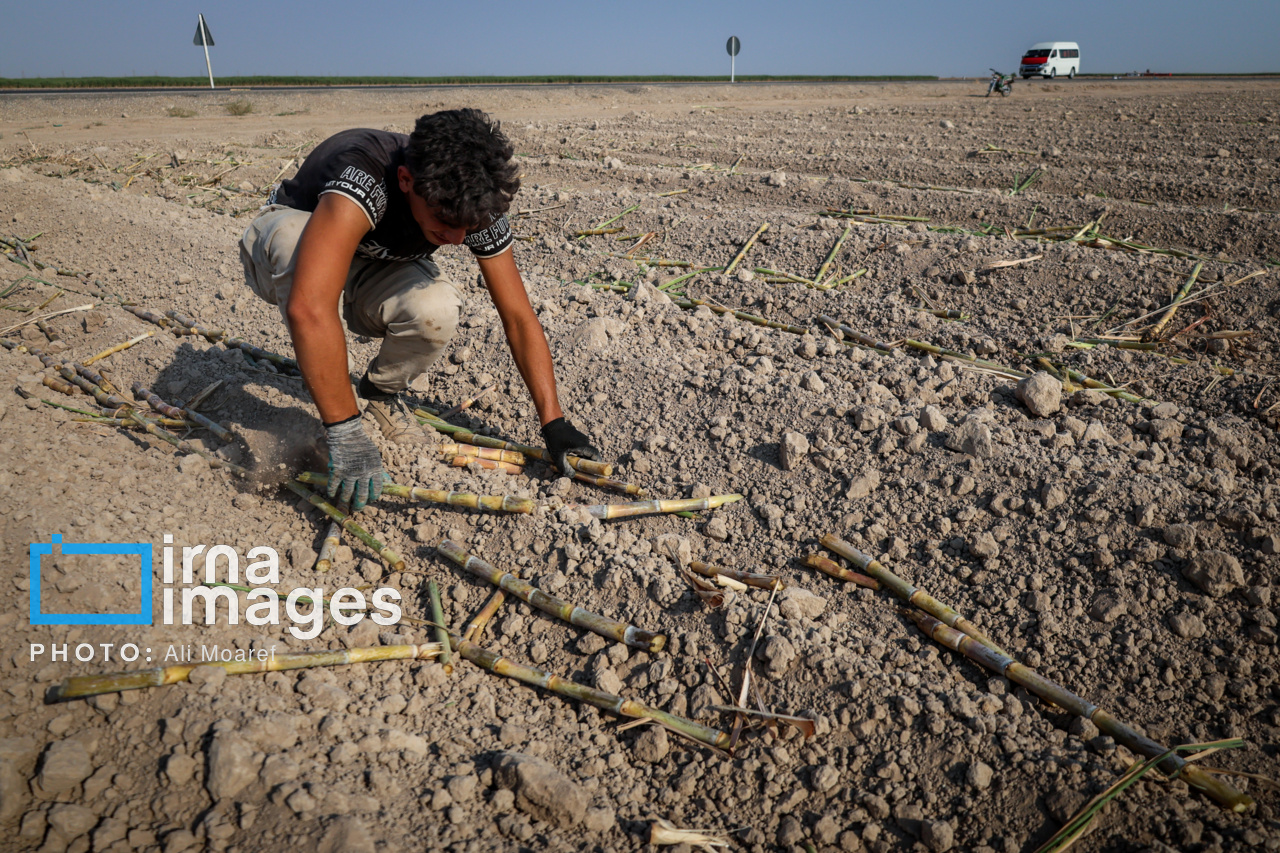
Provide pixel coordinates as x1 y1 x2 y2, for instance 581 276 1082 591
986 69 1014 97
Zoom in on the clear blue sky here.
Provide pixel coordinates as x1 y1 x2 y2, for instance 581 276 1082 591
1 0 1276 78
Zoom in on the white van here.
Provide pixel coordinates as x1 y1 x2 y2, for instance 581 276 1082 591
1020 42 1080 79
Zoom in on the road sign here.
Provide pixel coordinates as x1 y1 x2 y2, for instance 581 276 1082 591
726 36 741 83
193 16 214 46
193 14 215 90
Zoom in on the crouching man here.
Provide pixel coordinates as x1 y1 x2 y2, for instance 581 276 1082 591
240 109 598 508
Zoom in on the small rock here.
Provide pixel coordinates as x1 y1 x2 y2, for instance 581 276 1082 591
1016 372 1061 417
765 171 787 187
704 516 729 541
965 761 993 790
1068 717 1099 740
852 406 887 432
811 764 840 793
922 819 954 852
1149 418 1184 444
846 469 881 499
653 534 692 567
37 739 93 794
205 734 256 801
1041 482 1068 510
778 588 827 621
493 752 587 827
583 806 616 833
603 157 624 170
780 431 810 470
1182 550 1244 597
757 635 796 677
47 804 97 840
969 532 999 559
1088 592 1127 623
163 753 197 786
1162 524 1196 549
632 727 669 764
947 420 994 458
1168 612 1207 639
939 120 955 129
920 405 948 432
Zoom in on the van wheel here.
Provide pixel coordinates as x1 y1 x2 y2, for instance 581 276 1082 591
1049 67 1057 79
1068 67 1076 79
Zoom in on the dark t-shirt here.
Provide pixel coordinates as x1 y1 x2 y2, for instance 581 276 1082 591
270 128 514 262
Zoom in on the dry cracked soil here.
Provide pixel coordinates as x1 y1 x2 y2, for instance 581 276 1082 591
0 78 1278 853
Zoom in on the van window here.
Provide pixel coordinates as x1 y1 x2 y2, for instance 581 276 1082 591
1062 48 1079 58
1024 49 1050 58
1050 50 1058 57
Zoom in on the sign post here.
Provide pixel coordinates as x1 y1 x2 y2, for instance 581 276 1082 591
193 13 215 90
726 36 740 82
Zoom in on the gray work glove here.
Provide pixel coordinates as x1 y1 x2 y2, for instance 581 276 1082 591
324 416 387 511
540 417 601 475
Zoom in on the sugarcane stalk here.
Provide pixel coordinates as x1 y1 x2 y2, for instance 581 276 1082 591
447 455 524 475
575 494 741 520
819 533 1008 657
920 307 966 320
297 471 534 515
571 471 646 497
76 415 196 429
42 374 76 395
753 267 817 287
73 361 119 396
441 443 526 465
122 305 171 328
314 522 341 572
46 643 443 703
427 580 453 675
285 480 404 571
673 296 809 335
573 227 623 237
1033 358 1148 404
813 226 851 284
816 315 897 353
450 632 726 749
724 222 769 276
35 319 59 342
58 365 134 411
414 412 614 477
689 560 784 590
463 591 506 643
1144 262 1203 342
907 611 1253 813
802 554 880 590
438 385 495 419
657 266 723 293
439 540 666 652
81 331 152 365
164 309 301 373
125 410 247 476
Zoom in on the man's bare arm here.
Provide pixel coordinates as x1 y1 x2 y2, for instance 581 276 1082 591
286 193 370 424
476 249 564 427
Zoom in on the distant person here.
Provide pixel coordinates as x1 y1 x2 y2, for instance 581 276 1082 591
239 109 599 509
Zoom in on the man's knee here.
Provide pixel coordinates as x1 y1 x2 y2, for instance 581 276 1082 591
384 280 461 347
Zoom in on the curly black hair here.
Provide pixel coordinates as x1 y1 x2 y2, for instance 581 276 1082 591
406 109 520 227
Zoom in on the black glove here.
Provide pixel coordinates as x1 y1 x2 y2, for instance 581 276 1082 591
325 416 387 511
540 417 600 475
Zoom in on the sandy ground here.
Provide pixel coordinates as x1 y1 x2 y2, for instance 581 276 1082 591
0 79 1278 853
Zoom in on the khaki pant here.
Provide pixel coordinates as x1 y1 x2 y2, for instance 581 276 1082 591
239 205 461 393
